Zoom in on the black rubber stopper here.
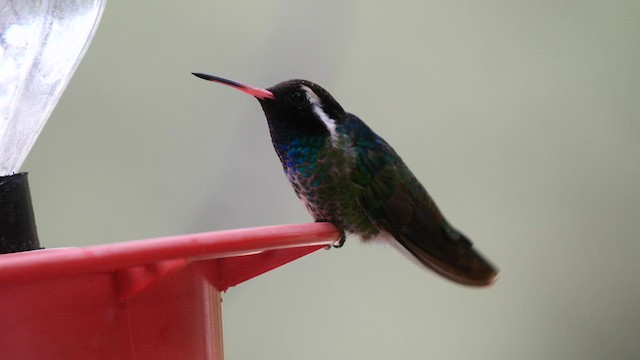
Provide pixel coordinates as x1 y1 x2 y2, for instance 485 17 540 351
0 172 41 254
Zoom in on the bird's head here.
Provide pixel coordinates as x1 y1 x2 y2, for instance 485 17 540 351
192 73 345 141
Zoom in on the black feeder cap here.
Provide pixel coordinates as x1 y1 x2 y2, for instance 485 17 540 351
0 172 41 254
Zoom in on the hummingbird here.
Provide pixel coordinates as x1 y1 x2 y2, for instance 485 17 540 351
193 73 498 287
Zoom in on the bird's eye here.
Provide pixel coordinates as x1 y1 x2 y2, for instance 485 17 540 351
287 91 307 107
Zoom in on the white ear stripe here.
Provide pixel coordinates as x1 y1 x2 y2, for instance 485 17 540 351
301 85 339 142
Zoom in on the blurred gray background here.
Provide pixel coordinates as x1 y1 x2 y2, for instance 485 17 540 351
24 1 639 359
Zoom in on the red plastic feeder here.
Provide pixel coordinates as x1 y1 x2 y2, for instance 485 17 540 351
0 222 339 360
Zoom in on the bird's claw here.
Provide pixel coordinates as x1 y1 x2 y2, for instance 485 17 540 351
332 233 346 248
315 220 345 249
324 232 345 249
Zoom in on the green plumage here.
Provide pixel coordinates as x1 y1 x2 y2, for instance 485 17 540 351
261 81 497 286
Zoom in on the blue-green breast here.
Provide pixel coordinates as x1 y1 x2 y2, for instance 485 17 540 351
271 127 378 236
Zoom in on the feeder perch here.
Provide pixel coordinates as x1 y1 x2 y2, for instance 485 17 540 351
0 222 339 359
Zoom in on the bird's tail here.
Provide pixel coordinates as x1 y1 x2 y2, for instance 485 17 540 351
393 227 498 287
375 184 498 287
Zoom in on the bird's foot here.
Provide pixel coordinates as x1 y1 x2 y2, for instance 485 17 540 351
315 220 345 249
332 232 346 248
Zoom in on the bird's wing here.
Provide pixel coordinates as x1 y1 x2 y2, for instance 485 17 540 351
352 134 498 287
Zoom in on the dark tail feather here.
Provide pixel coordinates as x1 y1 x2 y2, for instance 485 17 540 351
358 159 498 286
377 186 498 287
393 229 498 287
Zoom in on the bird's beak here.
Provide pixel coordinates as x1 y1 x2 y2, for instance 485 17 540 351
192 73 274 100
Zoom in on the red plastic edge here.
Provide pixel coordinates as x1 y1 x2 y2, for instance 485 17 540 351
0 222 339 287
